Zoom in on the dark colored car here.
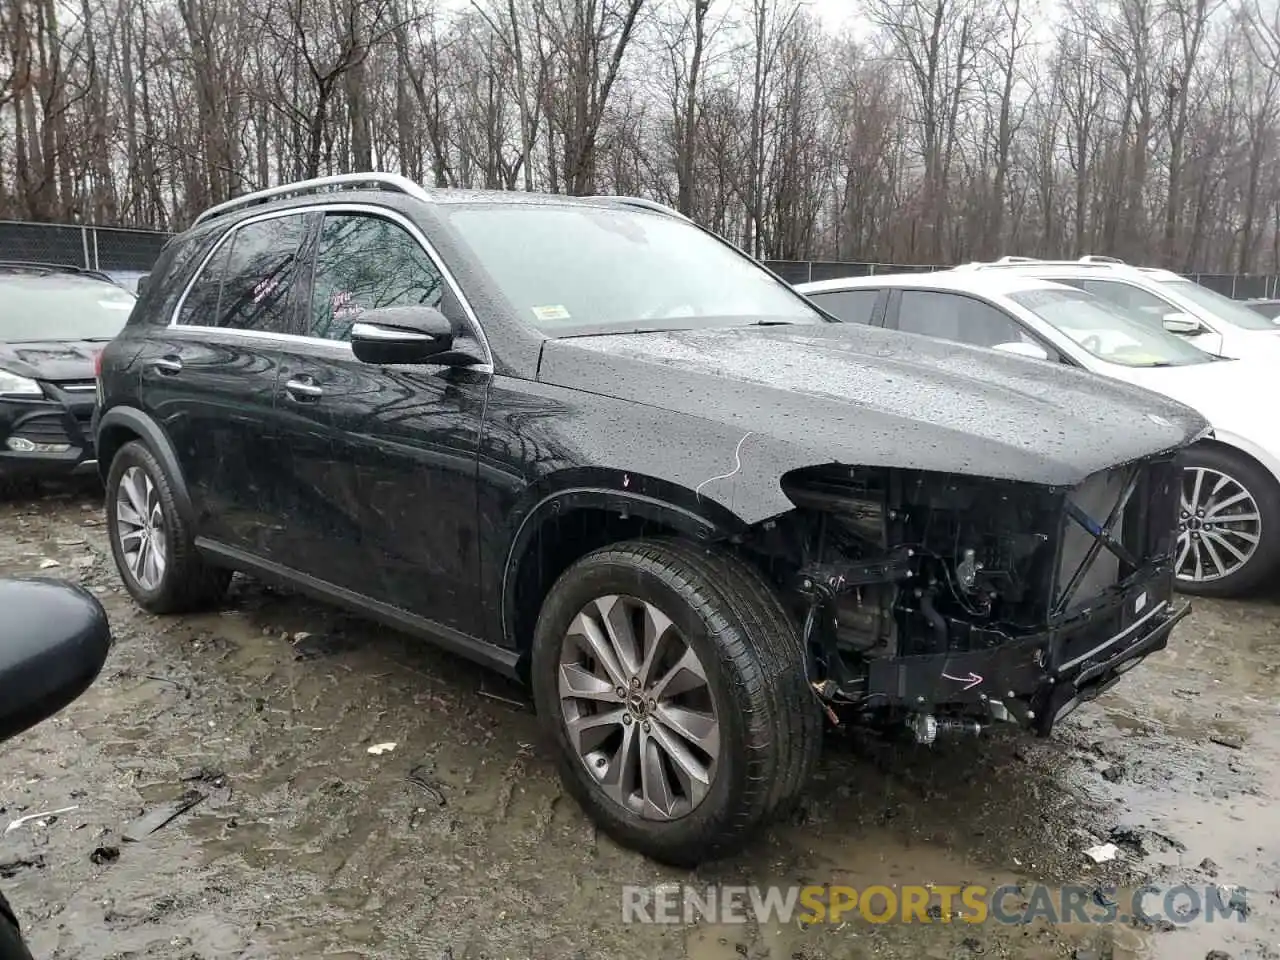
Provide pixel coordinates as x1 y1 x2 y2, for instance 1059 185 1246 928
95 173 1208 865
0 262 136 484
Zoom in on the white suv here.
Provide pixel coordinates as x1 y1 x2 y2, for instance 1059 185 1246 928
949 257 1280 361
797 268 1280 599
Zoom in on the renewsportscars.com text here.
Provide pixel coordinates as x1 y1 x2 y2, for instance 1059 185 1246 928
621 883 1250 926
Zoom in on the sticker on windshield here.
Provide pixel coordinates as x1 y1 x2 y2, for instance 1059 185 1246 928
532 304 571 322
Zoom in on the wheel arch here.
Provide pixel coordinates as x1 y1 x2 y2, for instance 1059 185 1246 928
95 407 196 526
1176 434 1280 596
1190 432 1280 491
499 479 755 673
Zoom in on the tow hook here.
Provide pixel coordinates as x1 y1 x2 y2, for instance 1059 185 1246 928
907 713 985 745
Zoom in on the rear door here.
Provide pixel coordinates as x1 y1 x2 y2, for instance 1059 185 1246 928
267 207 490 637
137 210 315 558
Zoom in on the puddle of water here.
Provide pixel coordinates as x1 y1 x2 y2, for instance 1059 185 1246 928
6 492 1280 960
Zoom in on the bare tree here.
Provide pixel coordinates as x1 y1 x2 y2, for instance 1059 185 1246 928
867 0 992 260
978 0 1032 257
4 0 1280 275
538 0 646 194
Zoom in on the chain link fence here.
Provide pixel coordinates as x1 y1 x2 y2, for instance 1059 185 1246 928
0 220 169 274
2 221 1277 301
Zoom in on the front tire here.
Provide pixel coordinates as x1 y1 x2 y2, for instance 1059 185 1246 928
1174 444 1280 598
105 441 231 613
530 537 820 866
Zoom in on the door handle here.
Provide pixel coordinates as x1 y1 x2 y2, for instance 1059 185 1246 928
151 356 182 375
284 377 323 402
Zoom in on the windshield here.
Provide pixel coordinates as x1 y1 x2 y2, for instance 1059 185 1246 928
2 276 136 341
443 204 829 333
1007 286 1214 367
1159 279 1279 331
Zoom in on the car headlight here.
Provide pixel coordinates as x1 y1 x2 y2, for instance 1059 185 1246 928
0 370 42 398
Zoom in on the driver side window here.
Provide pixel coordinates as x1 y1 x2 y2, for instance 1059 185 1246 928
307 213 446 343
1068 280 1180 324
897 290 1059 357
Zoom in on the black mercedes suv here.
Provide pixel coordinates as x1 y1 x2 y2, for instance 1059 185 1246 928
95 173 1208 865
0 262 135 486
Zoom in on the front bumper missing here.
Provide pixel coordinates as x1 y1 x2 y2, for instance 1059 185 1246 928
862 573 1190 737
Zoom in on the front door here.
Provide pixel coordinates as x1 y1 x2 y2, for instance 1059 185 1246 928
269 208 490 638
1065 279 1227 356
889 288 1064 359
137 210 315 559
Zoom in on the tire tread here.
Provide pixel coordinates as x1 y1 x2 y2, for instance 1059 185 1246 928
530 535 822 866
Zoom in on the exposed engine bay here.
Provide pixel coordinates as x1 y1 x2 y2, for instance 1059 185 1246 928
747 458 1188 741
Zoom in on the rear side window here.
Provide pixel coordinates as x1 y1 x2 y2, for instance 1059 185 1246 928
141 234 214 325
306 213 445 342
177 214 310 334
808 289 879 324
177 242 231 327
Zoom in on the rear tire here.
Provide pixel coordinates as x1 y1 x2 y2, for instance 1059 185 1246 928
530 537 821 866
1174 444 1280 598
105 441 231 613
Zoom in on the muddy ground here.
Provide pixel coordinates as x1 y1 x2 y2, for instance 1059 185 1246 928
0 480 1276 960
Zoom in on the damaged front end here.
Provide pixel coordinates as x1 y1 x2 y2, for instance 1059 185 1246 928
753 456 1190 741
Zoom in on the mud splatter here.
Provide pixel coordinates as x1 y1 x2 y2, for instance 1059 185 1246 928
0 479 1276 959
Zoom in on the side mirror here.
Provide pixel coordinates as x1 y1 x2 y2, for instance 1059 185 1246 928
1163 313 1204 335
992 340 1050 361
350 305 456 365
0 578 112 745
135 274 150 297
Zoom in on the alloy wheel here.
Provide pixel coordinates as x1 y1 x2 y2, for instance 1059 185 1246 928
1176 466 1262 583
115 466 168 591
557 595 720 821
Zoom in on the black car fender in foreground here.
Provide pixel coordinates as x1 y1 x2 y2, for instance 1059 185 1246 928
0 576 114 959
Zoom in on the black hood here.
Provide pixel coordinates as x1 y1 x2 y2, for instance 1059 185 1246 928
536 324 1210 488
0 340 103 382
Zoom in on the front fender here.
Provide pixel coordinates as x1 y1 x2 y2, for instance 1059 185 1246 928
94 406 196 526
479 377 859 650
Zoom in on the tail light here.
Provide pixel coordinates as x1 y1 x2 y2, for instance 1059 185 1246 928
94 348 105 407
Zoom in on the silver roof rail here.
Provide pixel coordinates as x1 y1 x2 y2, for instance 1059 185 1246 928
191 172 434 228
990 254 1127 266
965 256 1136 271
605 196 693 222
